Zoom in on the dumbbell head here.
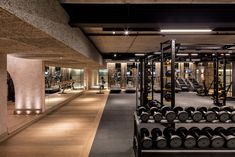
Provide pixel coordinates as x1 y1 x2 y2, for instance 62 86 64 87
165 70 171 77
151 128 167 149
140 128 152 149
197 107 217 122
173 106 189 122
185 107 203 122
177 127 196 149
161 106 176 122
163 127 182 148
202 127 225 148
189 127 210 148
148 100 162 108
211 107 230 122
137 106 149 122
214 127 235 148
164 93 172 102
221 107 235 122
150 107 162 122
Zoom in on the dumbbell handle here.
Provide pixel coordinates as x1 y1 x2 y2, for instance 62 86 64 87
190 129 201 139
203 130 214 139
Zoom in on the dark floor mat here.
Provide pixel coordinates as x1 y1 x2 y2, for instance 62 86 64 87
89 93 136 157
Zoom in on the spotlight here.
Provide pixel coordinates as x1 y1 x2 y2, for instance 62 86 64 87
26 110 31 115
124 30 129 35
16 110 22 115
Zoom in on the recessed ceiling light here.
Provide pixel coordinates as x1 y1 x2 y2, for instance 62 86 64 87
176 54 189 56
160 29 212 33
112 31 116 35
114 54 117 57
135 54 145 56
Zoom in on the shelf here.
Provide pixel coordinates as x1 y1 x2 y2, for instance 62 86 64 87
142 149 235 153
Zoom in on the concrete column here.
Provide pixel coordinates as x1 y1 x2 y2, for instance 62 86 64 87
0 54 7 137
7 56 45 114
107 63 115 88
232 62 235 97
121 63 127 88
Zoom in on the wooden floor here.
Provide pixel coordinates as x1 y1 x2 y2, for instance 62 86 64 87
0 90 109 157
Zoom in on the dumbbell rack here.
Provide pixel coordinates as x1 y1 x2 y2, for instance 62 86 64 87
133 111 235 157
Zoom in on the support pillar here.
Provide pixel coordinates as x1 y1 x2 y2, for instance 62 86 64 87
0 54 7 137
233 62 235 97
7 56 45 114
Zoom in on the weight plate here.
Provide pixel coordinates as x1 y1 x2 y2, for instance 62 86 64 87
198 136 210 148
170 135 182 148
205 112 217 122
184 135 197 149
153 113 163 122
140 113 149 122
156 136 167 149
226 135 235 148
219 112 230 122
142 138 153 149
166 111 176 122
211 136 225 148
178 112 189 122
192 112 203 122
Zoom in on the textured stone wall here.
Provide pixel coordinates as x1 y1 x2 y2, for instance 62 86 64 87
0 54 7 136
0 0 103 65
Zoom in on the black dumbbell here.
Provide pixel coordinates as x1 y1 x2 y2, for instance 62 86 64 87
185 107 203 122
148 100 162 109
164 93 172 102
165 82 171 89
201 127 225 148
165 70 171 77
197 107 217 122
163 127 182 148
221 107 235 122
189 127 210 148
214 127 235 148
137 106 149 122
161 106 176 122
209 107 230 122
151 128 167 149
140 128 152 149
176 127 196 149
173 106 189 122
150 107 162 122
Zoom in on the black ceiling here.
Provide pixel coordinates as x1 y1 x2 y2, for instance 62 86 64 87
62 4 235 29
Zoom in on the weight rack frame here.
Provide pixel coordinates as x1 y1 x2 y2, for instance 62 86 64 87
133 112 235 157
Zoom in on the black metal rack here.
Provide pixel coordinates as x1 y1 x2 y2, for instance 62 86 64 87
133 112 235 157
160 40 177 108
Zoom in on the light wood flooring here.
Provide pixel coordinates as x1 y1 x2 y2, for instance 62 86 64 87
0 90 109 157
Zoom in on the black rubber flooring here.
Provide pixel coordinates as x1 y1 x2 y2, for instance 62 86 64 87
89 92 136 157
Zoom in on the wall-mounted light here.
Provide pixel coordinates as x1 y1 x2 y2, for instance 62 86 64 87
124 30 129 35
160 29 212 33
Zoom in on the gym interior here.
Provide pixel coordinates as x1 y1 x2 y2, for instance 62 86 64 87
1 1 235 157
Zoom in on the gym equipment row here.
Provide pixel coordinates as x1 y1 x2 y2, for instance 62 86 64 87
140 127 235 149
137 105 235 123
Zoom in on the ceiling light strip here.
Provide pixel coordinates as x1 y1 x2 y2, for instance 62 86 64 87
160 29 212 33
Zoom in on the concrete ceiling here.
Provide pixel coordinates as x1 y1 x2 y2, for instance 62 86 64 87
60 0 235 4
0 0 104 69
61 3 235 54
